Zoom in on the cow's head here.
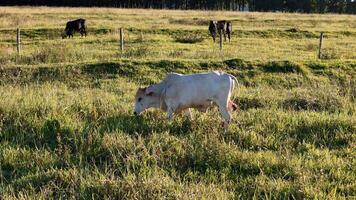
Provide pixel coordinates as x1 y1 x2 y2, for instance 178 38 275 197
61 30 67 39
209 21 217 41
134 87 158 116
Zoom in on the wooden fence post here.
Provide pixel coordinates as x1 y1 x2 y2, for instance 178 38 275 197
120 28 124 52
318 32 324 59
140 31 144 42
219 30 223 51
17 28 21 54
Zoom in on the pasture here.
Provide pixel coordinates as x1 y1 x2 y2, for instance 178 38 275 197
0 6 355 199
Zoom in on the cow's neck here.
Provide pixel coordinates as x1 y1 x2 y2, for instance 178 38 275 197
149 83 165 94
148 83 167 111
149 94 167 111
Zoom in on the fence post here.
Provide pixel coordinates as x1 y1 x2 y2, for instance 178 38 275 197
219 30 223 51
140 31 144 42
318 32 324 59
17 28 21 54
120 28 124 52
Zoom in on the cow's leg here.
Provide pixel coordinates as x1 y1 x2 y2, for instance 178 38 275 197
166 107 175 121
223 31 227 42
215 94 232 132
165 100 178 121
80 28 87 37
67 30 71 38
218 105 231 131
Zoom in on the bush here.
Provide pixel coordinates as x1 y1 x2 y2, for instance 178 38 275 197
320 48 342 60
168 18 208 26
281 92 343 113
173 33 204 44
124 47 151 58
31 45 67 63
282 97 321 111
223 58 252 69
235 97 265 110
262 60 309 75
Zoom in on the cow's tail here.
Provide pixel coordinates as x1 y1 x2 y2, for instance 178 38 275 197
228 74 239 111
228 74 238 94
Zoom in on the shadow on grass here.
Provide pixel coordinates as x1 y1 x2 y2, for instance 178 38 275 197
96 113 193 137
281 96 343 113
288 119 353 149
234 97 266 110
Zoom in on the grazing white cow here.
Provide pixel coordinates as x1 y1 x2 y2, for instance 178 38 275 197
134 71 238 130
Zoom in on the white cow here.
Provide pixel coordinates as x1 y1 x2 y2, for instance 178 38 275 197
134 71 238 130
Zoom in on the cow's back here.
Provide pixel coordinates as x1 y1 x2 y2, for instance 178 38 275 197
66 19 85 29
163 72 231 106
65 21 72 28
217 20 226 30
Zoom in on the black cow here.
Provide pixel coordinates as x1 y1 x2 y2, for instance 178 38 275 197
209 21 218 42
62 18 87 39
209 20 232 42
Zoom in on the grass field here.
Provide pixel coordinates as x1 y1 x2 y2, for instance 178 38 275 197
0 6 355 199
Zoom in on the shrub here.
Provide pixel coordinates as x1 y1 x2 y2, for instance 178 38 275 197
306 62 328 70
284 28 316 38
173 33 204 44
282 97 321 111
262 60 309 75
320 48 342 60
235 97 265 110
223 58 252 69
124 47 151 58
286 28 300 33
168 18 207 26
31 45 67 63
281 92 343 113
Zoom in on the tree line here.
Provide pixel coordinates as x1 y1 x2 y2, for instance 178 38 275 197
1 0 356 14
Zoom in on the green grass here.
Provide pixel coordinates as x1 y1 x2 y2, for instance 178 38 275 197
0 6 355 199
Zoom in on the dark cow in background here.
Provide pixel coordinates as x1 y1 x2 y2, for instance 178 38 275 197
209 20 232 42
209 21 218 42
62 18 87 39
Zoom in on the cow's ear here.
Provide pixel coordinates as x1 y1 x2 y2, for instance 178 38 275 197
145 85 156 96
